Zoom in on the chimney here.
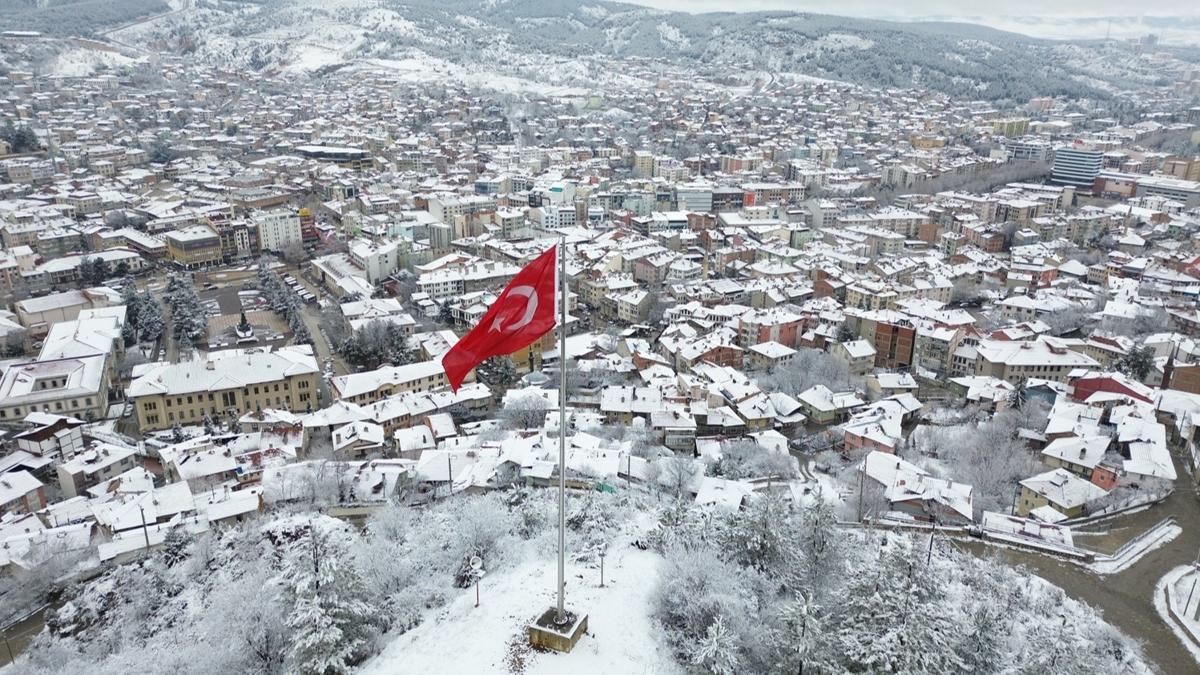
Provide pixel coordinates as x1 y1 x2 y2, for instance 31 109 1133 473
206 361 215 370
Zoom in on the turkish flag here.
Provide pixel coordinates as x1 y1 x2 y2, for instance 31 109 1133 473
442 245 558 391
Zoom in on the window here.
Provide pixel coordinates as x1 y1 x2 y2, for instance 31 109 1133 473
187 396 193 404
168 412 175 422
274 384 280 392
71 400 79 409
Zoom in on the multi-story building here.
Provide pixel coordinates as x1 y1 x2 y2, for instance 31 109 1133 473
128 346 321 432
972 337 1100 384
990 118 1030 136
330 359 469 406
675 182 714 213
56 443 138 498
253 210 303 253
14 287 120 339
1051 146 1103 189
0 354 111 423
163 225 223 269
0 470 47 516
843 309 916 370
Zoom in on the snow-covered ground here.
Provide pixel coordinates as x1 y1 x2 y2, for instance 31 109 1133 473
1154 565 1200 666
1088 521 1181 575
47 47 141 77
360 532 681 675
352 54 587 98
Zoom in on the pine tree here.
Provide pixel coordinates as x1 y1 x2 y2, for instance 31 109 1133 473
828 544 967 673
282 522 376 675
691 614 740 675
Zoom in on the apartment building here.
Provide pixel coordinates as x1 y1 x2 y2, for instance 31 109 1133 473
972 337 1100 384
253 210 303 253
56 443 139 498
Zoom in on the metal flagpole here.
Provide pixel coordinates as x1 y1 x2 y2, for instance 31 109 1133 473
556 237 568 624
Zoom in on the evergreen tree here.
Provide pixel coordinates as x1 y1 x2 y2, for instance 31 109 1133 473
828 544 967 673
282 523 376 675
1115 346 1155 382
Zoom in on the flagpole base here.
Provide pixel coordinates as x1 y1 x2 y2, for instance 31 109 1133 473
527 607 588 653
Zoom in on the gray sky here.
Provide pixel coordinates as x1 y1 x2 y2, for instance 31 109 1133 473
621 1 1200 42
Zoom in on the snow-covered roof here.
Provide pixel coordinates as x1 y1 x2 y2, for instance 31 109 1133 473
1020 469 1108 510
129 346 318 398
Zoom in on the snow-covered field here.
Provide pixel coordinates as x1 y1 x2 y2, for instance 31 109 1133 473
47 47 141 77
361 532 681 675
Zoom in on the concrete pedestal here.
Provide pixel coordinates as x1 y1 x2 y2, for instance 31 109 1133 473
527 607 588 653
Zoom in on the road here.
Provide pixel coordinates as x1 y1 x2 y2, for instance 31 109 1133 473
0 608 46 668
961 449 1200 674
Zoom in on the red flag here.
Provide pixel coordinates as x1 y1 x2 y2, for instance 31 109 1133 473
442 245 558 391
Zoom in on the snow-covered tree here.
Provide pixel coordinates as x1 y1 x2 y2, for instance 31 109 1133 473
827 543 967 673
756 348 863 396
281 521 376 675
499 394 549 429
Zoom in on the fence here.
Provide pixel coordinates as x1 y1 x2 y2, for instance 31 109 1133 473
1104 516 1178 563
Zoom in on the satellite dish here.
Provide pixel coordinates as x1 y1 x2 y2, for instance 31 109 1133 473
470 556 483 572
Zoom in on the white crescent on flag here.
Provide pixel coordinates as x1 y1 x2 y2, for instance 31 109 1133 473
490 285 538 333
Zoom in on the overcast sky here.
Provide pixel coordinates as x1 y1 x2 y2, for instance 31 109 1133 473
621 1 1200 42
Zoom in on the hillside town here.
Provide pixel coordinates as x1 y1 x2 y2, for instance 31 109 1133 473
2 20 1200 675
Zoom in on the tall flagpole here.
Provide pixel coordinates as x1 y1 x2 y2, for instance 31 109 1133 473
556 236 568 624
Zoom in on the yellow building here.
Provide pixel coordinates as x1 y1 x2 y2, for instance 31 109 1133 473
163 225 223 269
128 347 321 432
330 359 473 406
990 118 1030 136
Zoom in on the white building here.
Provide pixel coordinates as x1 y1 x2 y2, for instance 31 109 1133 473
253 210 303 253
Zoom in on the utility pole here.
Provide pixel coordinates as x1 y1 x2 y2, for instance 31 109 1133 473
857 457 865 522
139 503 150 550
927 514 937 565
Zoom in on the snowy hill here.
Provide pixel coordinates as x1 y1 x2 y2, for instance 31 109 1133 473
360 535 682 675
86 0 1192 100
